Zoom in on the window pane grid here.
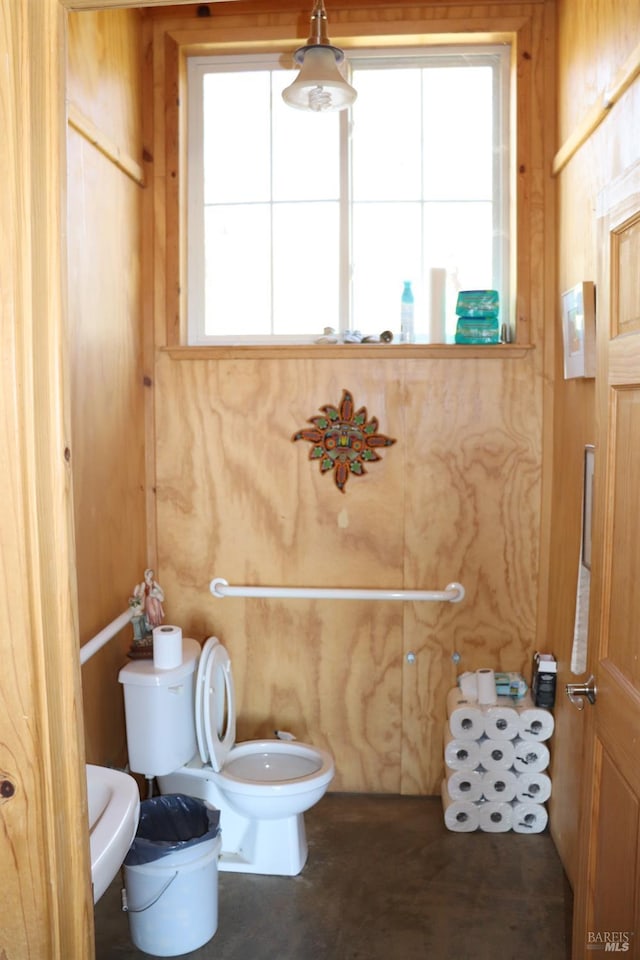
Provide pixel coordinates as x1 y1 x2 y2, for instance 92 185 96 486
188 47 510 343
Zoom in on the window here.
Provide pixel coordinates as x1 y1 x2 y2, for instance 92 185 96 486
187 45 511 344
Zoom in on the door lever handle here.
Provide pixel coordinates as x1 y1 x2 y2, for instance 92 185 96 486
565 675 597 710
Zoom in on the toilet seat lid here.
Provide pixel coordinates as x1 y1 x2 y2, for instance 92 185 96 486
194 636 218 764
195 636 236 771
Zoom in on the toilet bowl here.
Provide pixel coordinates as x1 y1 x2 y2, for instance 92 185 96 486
119 637 334 876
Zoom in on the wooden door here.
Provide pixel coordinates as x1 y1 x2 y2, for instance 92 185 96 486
0 2 94 956
571 173 640 956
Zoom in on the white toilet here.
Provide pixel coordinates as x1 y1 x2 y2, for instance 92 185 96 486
119 636 334 876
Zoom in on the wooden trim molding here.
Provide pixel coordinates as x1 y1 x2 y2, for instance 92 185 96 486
151 6 547 351
68 101 145 186
553 38 640 176
2 1 94 957
64 0 541 8
65 0 231 7
164 343 535 360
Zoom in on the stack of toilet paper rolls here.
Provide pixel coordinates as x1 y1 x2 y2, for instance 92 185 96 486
441 673 554 834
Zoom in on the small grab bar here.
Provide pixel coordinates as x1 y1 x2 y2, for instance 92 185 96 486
210 578 465 604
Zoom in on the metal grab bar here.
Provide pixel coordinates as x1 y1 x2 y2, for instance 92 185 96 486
79 608 134 665
210 578 465 603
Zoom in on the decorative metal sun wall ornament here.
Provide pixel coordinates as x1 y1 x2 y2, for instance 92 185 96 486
292 389 396 493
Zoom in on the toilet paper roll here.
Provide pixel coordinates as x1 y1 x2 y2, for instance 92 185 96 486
443 725 482 770
445 767 484 802
476 668 497 705
153 624 183 670
478 800 513 833
514 693 555 742
511 801 548 834
482 698 520 740
515 771 552 804
446 688 486 740
512 738 550 774
482 769 518 803
478 736 516 772
441 780 480 832
458 671 478 700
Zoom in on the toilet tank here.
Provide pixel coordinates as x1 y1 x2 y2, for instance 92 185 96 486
118 637 200 777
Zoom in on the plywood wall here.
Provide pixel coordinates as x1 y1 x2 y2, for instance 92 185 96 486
546 0 640 890
146 0 554 795
155 351 543 793
67 9 148 767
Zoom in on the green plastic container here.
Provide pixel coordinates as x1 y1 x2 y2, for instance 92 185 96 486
455 289 499 318
454 317 500 344
454 289 500 344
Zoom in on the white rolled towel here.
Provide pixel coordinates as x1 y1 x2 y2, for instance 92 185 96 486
445 768 484 802
512 738 550 774
514 693 555 742
441 780 480 832
479 736 516 771
482 698 520 740
511 801 548 834
443 725 482 771
482 769 518 803
478 800 513 833
446 687 486 740
515 771 552 804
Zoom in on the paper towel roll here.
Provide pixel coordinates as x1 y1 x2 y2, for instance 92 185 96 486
443 725 482 770
512 738 550 774
428 268 447 343
476 668 497 705
153 624 183 670
478 800 513 833
482 698 520 740
511 801 548 834
478 736 516 771
441 780 480 832
515 771 552 804
446 688 486 740
482 769 518 803
445 767 484 802
514 694 555 742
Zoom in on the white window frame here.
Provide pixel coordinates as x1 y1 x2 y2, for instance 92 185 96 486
186 44 511 346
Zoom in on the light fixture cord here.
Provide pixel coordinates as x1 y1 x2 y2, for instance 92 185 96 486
307 0 331 46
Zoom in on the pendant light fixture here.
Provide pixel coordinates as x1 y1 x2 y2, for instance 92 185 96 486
282 0 357 113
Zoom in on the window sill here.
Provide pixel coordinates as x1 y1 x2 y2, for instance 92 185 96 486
163 343 534 361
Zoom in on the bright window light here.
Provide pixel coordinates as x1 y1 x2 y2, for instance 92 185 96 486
187 46 510 344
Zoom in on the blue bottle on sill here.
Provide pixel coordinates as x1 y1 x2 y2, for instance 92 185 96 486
400 281 414 343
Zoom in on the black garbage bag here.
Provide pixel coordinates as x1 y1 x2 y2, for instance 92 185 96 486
125 794 221 866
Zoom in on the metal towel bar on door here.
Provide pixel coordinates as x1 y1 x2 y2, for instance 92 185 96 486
209 578 465 603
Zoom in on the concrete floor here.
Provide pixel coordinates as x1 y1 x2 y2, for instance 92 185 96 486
94 793 572 960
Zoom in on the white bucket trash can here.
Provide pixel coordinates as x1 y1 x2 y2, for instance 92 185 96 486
123 794 221 957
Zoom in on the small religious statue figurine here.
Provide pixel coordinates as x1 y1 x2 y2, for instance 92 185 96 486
128 568 165 658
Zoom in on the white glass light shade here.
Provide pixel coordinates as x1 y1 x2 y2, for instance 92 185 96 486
282 46 357 112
